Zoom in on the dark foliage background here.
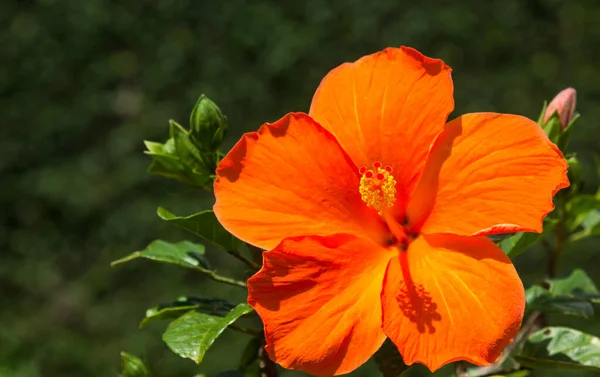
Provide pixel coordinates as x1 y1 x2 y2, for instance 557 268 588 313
2 0 600 376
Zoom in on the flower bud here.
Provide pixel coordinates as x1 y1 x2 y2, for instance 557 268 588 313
189 94 228 151
543 88 576 131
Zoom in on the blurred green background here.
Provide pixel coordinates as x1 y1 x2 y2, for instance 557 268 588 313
2 0 600 376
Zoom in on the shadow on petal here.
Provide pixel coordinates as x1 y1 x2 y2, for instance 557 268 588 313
396 280 442 334
396 252 442 334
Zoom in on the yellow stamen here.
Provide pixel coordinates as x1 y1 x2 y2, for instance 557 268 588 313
359 163 397 214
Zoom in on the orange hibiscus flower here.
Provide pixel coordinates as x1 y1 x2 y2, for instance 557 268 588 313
213 47 569 376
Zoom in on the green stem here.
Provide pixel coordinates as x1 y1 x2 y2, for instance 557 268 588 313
194 267 247 288
259 337 278 377
549 195 568 278
229 323 261 337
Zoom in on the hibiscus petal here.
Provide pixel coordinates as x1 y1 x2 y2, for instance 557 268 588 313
214 112 388 250
309 46 454 211
407 113 569 236
248 234 391 376
381 234 525 371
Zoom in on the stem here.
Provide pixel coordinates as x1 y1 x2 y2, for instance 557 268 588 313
455 361 469 377
229 323 261 337
549 195 568 278
259 338 278 377
194 267 247 288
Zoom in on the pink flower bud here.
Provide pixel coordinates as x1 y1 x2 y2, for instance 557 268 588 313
543 87 577 130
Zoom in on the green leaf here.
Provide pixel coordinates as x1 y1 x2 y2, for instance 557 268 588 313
111 240 210 270
526 285 594 318
500 219 557 258
566 194 600 232
542 112 562 143
487 232 516 243
150 159 212 188
503 371 531 377
140 305 199 329
515 327 600 371
525 269 600 317
536 100 548 125
500 232 542 258
143 140 166 154
140 296 236 328
147 153 186 175
157 207 244 251
557 113 580 151
374 339 412 377
571 210 600 242
120 352 151 377
163 303 253 364
549 269 600 303
170 120 206 172
143 121 215 189
239 337 262 377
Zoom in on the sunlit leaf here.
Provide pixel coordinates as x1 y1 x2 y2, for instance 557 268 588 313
144 140 167 154
111 240 209 270
120 352 151 377
157 207 243 251
526 269 600 318
143 123 214 189
499 220 554 259
140 305 199 329
488 233 516 243
500 218 557 258
374 339 412 377
140 297 236 328
515 327 600 371
163 303 253 364
500 232 542 258
170 120 207 172
567 194 600 232
498 217 558 258
570 210 600 242
549 269 600 303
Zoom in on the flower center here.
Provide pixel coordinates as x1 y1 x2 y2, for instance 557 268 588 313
358 162 397 214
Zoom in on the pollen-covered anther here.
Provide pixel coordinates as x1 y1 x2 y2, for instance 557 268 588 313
358 163 397 214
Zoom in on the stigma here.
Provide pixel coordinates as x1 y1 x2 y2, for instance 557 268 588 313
359 162 397 214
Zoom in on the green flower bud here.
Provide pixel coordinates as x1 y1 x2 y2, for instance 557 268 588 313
189 94 228 151
566 153 581 189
